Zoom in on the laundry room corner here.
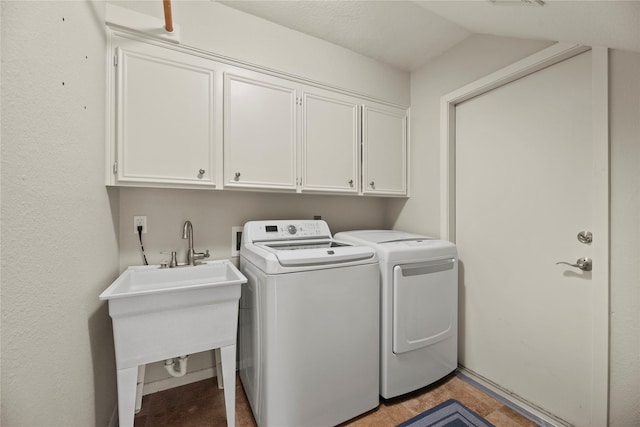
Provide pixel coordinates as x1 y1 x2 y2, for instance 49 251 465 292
388 35 553 237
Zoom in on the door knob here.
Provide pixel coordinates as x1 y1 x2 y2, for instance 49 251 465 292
556 257 592 271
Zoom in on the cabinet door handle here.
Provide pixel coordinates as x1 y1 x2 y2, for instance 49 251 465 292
348 179 354 187
234 172 241 181
199 169 205 175
369 181 375 188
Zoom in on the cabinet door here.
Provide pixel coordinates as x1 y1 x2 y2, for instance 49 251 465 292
362 105 408 196
114 41 217 187
301 90 359 193
224 73 297 190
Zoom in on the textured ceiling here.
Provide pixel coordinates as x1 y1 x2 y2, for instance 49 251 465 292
418 0 640 55
217 0 640 72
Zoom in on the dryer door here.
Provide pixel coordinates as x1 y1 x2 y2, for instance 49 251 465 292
392 258 457 354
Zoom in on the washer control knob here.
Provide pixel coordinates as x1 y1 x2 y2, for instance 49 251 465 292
287 224 297 235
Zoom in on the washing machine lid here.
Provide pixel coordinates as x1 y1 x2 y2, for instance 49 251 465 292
241 220 377 273
256 241 374 267
335 230 431 244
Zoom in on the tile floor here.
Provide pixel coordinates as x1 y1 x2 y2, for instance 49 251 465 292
134 373 540 427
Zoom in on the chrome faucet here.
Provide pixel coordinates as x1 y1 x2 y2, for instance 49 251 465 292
182 220 210 266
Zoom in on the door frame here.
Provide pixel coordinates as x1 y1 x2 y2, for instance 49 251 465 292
440 43 609 426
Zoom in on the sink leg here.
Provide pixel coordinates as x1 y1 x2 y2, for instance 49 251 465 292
215 348 224 389
220 345 236 427
135 364 146 413
116 366 138 427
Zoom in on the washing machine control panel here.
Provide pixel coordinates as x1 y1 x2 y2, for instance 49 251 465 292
247 220 331 241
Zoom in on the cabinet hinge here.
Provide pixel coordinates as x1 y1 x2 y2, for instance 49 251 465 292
296 97 303 106
113 162 118 174
113 55 118 67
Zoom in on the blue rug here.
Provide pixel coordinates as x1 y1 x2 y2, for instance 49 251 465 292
397 399 494 427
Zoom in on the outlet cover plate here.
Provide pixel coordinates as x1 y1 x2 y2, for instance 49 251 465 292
134 216 147 234
231 226 242 257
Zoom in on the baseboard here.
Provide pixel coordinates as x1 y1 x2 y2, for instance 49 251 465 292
142 367 217 396
456 366 569 427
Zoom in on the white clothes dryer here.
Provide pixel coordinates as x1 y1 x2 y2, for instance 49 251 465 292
239 220 380 427
334 230 458 399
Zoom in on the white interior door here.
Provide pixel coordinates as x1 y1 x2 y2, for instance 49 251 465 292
454 50 606 426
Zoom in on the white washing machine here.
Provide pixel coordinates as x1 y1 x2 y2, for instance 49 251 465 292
239 220 380 427
334 230 458 399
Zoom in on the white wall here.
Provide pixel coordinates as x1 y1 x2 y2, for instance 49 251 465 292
3 1 636 425
396 37 640 426
110 0 410 106
608 49 640 427
119 189 388 270
0 0 399 422
109 0 411 271
108 1 408 391
1 1 403 422
388 34 553 236
1 2 120 426
120 189 389 385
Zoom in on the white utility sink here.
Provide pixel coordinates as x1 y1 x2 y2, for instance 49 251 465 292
100 260 247 427
101 259 245 300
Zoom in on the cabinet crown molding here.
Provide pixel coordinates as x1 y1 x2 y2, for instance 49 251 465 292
106 4 181 44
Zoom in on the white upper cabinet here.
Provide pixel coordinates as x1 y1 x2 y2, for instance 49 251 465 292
362 104 408 196
301 89 360 194
222 71 406 195
106 31 408 196
108 35 220 188
223 72 297 191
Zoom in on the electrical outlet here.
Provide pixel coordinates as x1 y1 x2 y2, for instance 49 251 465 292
231 226 243 257
134 216 147 234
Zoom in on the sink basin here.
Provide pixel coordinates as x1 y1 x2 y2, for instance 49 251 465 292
101 259 247 427
100 260 246 299
100 259 247 367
